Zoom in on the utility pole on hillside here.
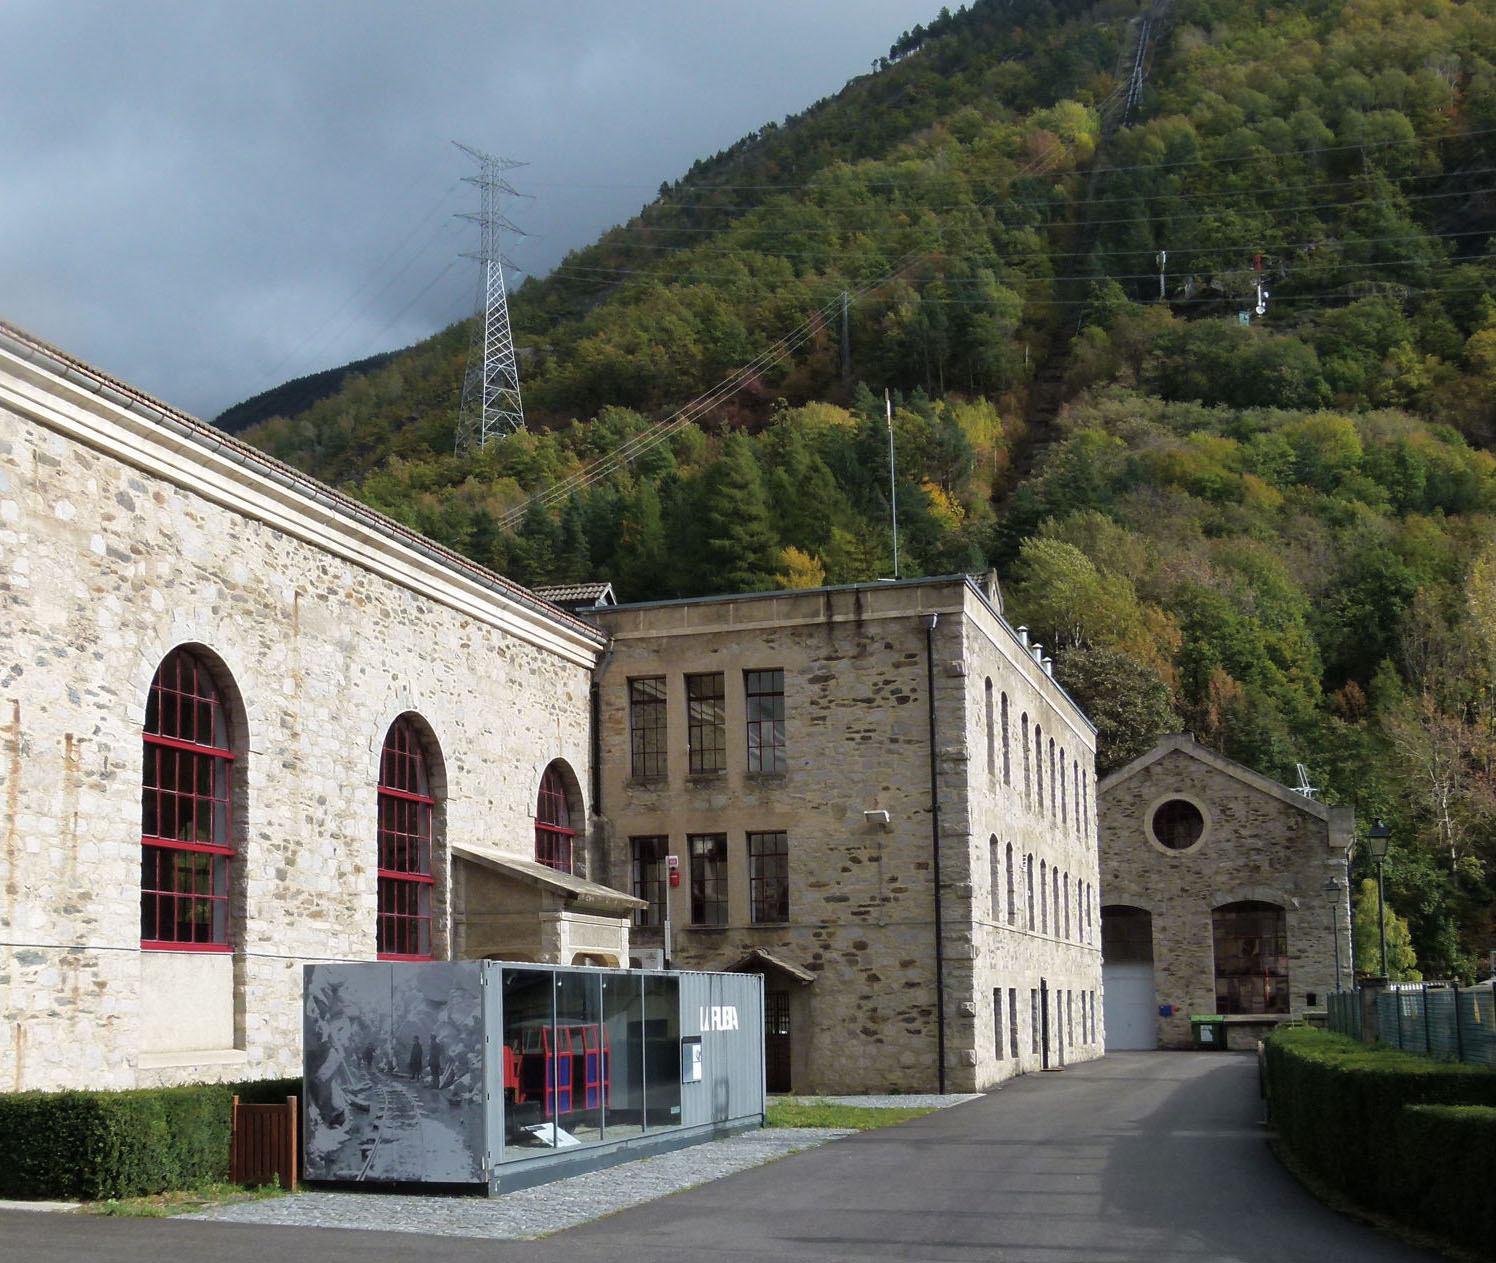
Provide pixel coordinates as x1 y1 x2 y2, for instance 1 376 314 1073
454 142 527 453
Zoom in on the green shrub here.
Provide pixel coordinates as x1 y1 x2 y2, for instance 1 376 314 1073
1264 1027 1496 1215
1396 1105 1496 1252
0 1085 232 1200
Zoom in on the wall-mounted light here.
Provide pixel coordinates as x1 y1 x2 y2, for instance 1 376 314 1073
864 809 892 832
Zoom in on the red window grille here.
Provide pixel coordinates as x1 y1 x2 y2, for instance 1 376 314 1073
378 717 434 959
535 764 574 873
141 648 234 950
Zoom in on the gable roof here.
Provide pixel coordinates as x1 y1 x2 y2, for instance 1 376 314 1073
1099 732 1335 823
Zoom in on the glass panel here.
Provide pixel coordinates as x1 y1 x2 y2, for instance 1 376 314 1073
601 972 643 1141
500 966 556 1158
552 971 604 1147
642 974 681 1134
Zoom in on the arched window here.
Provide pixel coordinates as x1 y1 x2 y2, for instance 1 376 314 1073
989 835 1000 918
984 679 995 781
1048 737 1057 818
1213 901 1289 1015
1000 692 1011 787
1033 722 1043 810
535 762 576 873
1005 841 1015 925
1040 859 1048 933
1059 750 1067 828
141 648 235 949
1025 854 1035 929
1021 712 1031 805
378 716 435 959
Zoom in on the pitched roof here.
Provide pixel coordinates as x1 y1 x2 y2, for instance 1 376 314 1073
1100 733 1353 843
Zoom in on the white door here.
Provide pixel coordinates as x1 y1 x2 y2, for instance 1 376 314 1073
1103 962 1156 1050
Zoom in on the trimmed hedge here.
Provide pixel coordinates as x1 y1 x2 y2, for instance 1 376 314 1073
1396 1105 1496 1249
0 1076 304 1201
1264 1026 1496 1250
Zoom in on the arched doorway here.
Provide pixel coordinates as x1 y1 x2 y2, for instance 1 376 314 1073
1102 904 1155 1050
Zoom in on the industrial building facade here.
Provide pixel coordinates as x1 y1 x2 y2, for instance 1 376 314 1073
0 319 1102 1096
1098 734 1353 1051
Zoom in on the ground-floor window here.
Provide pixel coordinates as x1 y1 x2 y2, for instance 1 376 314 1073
1213 900 1289 1014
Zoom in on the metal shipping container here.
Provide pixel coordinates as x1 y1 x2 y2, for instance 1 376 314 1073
303 961 764 1193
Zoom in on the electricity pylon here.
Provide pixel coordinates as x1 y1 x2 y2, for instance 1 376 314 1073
453 141 527 453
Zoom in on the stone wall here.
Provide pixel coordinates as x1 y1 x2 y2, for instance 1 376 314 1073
593 579 1102 1093
1098 737 1352 1048
0 329 602 1092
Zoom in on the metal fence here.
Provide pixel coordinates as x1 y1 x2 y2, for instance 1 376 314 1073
1328 983 1496 1068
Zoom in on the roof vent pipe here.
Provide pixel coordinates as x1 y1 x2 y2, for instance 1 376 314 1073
1042 656 1054 677
1031 643 1044 663
1017 626 1029 646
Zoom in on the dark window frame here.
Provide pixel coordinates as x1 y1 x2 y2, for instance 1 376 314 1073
689 832 728 925
628 676 668 779
686 673 726 775
748 829 789 923
745 669 786 773
630 835 668 927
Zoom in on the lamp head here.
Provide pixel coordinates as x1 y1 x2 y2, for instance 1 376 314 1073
1366 818 1391 861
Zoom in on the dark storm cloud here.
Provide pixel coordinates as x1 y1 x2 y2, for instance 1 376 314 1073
1 0 945 418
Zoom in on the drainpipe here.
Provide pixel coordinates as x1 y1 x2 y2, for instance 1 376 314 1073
924 612 946 1094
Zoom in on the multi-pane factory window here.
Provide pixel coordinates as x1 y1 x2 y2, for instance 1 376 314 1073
141 647 234 949
378 715 434 959
630 835 668 927
748 830 789 923
628 676 667 778
689 833 728 924
534 762 575 874
745 669 786 772
687 673 726 774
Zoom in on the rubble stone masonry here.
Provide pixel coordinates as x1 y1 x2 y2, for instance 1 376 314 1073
0 330 601 1091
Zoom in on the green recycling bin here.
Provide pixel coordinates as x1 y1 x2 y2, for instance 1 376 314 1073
1191 1015 1226 1050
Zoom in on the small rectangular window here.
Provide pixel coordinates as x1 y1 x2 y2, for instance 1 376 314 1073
628 677 667 779
689 832 728 924
630 835 668 927
745 669 786 772
687 673 726 774
748 830 789 923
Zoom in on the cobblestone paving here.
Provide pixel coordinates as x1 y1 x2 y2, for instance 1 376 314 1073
197 1128 851 1240
197 1096 980 1241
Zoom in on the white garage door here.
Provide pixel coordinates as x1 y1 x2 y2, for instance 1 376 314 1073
1103 962 1156 1050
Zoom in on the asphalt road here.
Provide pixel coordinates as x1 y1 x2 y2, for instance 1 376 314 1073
1 1052 1443 1262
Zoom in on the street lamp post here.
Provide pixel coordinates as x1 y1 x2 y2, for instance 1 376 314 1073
1367 818 1392 979
1323 877 1343 992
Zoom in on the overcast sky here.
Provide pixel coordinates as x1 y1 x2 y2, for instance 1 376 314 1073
2 0 947 419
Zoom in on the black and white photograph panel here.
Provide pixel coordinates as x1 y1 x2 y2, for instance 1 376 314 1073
303 962 486 1184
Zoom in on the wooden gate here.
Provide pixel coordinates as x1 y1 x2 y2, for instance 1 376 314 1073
230 1095 299 1190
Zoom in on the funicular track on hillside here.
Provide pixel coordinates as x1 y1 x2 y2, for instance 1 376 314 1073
1005 0 1173 496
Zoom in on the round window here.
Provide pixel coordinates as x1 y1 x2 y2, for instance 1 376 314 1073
1151 798 1205 850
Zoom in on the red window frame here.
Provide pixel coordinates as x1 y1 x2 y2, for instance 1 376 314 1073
378 717 435 960
141 648 234 951
535 764 574 873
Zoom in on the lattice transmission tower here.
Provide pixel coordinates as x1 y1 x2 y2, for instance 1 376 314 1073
453 141 527 453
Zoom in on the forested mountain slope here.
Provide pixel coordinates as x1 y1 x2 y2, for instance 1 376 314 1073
233 0 1496 979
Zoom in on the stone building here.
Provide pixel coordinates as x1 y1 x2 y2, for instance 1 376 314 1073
592 579 1104 1093
0 320 639 1094
1 318 1103 1097
1097 734 1353 1051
